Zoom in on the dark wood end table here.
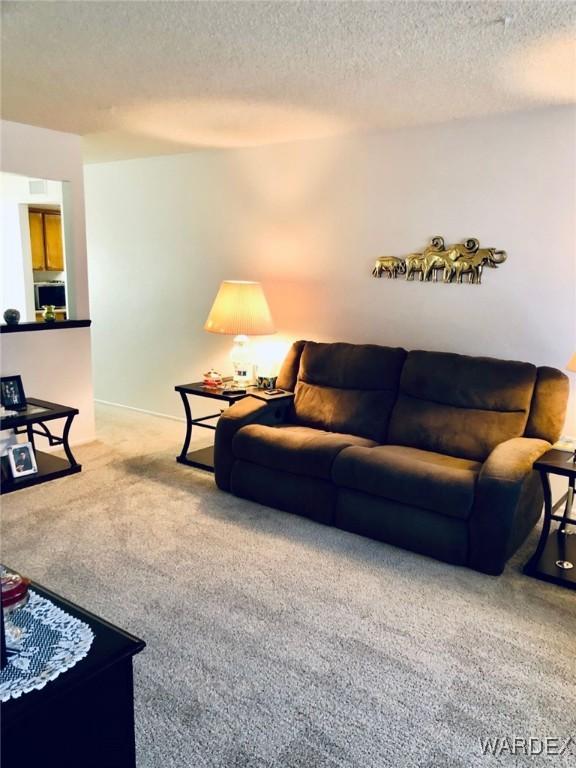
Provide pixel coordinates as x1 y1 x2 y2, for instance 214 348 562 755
175 381 250 471
524 449 576 590
175 382 293 472
0 398 81 495
1 577 145 768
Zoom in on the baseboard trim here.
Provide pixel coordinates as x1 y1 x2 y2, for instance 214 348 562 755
95 399 185 423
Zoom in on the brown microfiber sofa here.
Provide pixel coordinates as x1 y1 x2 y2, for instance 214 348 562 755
214 341 569 575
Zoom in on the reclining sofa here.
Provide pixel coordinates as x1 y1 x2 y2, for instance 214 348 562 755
214 341 568 575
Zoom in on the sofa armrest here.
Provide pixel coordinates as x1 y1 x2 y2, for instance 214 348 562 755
469 437 551 574
214 395 293 491
480 437 551 484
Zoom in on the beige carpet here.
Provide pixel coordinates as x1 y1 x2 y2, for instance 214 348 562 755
2 404 575 767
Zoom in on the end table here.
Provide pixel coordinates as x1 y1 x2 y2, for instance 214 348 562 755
0 398 81 495
175 382 249 471
524 449 576 590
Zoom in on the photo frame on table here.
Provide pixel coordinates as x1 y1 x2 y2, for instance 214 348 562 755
0 375 27 412
7 442 38 478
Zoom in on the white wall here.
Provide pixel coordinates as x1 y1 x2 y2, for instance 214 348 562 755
1 121 95 444
1 201 30 320
85 107 576 430
1 328 95 443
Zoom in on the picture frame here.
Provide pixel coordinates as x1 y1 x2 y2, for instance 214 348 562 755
0 375 27 411
7 442 38 478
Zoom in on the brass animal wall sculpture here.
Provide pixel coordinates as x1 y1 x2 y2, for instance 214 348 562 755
372 237 507 284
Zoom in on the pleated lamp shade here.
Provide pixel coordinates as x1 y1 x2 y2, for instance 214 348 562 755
567 353 576 372
204 281 275 336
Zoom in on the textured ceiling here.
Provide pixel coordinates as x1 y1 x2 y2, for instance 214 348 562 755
1 1 575 162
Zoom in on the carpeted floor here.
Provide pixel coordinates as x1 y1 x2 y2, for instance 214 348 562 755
2 404 575 767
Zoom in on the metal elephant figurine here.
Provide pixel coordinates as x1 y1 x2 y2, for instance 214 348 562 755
405 236 445 281
372 256 407 278
452 247 507 284
371 236 507 284
422 247 461 283
404 253 426 281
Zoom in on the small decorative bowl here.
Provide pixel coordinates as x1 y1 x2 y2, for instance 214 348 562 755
1 569 30 613
1 568 30 647
203 369 223 388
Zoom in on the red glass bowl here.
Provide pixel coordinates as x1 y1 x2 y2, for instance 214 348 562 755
1 571 31 611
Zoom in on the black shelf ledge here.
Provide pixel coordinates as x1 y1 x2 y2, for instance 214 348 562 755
1 319 91 334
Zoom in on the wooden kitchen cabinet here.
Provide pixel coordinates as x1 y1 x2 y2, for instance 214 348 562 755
29 208 64 271
44 212 64 270
29 211 46 270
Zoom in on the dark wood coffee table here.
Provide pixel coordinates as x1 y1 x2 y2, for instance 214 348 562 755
1 576 145 768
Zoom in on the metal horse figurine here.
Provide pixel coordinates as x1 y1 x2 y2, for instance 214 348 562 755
372 237 506 284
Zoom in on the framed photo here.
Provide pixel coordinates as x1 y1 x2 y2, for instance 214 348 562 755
0 376 27 411
7 442 38 478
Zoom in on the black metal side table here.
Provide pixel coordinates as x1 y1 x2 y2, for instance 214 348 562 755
175 382 249 471
524 449 576 590
0 398 81 495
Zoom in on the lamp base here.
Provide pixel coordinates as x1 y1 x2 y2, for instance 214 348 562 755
233 371 251 387
231 335 253 386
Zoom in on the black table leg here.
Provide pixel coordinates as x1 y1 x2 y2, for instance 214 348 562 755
26 424 36 451
177 391 193 463
556 476 575 570
559 476 575 534
62 413 80 469
525 470 552 571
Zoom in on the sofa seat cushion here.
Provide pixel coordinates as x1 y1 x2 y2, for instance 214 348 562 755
232 424 377 480
333 445 481 520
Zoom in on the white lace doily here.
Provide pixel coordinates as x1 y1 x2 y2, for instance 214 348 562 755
1 589 94 702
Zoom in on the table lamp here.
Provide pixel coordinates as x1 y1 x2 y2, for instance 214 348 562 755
204 280 275 386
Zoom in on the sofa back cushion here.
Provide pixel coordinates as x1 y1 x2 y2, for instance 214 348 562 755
388 351 537 461
292 341 407 441
276 340 306 392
